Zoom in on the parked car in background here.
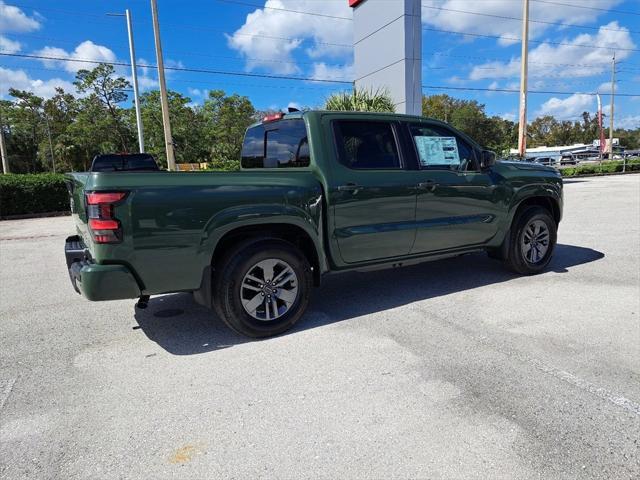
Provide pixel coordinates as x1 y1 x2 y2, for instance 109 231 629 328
531 156 555 167
65 111 563 338
90 153 159 172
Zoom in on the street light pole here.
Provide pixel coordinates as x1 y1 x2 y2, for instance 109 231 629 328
107 10 144 153
517 0 530 159
150 0 176 170
126 9 144 153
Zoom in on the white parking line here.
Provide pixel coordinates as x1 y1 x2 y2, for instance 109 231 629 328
0 376 17 411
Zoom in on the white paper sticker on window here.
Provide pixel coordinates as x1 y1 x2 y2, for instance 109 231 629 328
414 136 460 166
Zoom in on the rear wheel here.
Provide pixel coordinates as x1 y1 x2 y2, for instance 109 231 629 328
213 239 312 338
505 206 557 275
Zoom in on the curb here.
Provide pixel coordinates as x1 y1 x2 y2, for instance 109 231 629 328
561 170 640 179
0 211 71 221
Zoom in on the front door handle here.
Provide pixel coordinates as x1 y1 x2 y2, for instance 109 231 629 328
337 183 361 192
417 181 438 192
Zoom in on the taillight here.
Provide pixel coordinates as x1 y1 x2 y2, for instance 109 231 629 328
86 191 127 244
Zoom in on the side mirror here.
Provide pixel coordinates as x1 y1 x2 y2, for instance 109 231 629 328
480 149 496 169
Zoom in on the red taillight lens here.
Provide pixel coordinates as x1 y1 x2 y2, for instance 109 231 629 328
86 192 126 205
89 219 119 230
85 191 127 244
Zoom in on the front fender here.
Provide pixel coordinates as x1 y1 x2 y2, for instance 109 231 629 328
508 182 562 221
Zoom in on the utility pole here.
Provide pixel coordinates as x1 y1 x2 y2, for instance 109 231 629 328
517 0 530 158
0 111 8 174
44 114 55 173
609 51 616 161
150 0 175 170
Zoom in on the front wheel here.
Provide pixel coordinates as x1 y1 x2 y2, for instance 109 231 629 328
505 206 557 275
213 239 312 338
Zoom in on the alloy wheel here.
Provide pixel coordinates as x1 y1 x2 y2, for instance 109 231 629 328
240 258 299 321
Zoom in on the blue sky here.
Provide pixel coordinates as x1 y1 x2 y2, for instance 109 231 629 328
1 0 639 128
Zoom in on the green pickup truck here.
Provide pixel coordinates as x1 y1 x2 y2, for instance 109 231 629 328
65 111 562 337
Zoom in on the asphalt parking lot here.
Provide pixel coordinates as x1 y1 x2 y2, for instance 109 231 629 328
1 174 639 479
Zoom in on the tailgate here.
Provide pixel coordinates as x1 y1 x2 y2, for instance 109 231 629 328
64 172 91 246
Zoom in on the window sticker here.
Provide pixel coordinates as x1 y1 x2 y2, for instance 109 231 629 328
414 136 460 166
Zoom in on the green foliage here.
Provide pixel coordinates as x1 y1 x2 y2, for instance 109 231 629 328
560 159 640 177
325 88 395 112
422 94 516 154
0 173 69 217
202 90 256 169
74 64 133 152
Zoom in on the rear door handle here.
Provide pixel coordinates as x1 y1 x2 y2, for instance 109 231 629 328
417 181 438 191
337 183 361 192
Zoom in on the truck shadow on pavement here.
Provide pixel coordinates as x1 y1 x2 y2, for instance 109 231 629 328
134 244 604 355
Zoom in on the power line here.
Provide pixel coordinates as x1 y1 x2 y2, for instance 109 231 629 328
217 0 352 20
0 51 352 84
421 4 640 35
531 0 640 16
163 22 353 48
422 85 640 97
426 52 640 71
4 32 353 69
422 27 640 53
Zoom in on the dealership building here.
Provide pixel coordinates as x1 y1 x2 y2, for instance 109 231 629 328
351 0 422 116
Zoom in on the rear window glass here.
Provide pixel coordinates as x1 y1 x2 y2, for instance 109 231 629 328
333 120 401 169
241 119 310 168
91 154 158 172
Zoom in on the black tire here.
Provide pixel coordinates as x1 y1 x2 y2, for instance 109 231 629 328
212 238 312 338
505 206 557 275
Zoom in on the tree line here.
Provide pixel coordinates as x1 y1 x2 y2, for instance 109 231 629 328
1 63 638 173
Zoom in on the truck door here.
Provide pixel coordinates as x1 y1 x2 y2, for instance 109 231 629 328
405 121 503 254
329 119 417 264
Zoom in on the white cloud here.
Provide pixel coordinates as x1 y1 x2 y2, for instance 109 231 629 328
0 66 75 98
500 112 516 121
34 40 117 73
310 62 353 82
422 0 625 46
0 1 41 54
0 35 21 53
616 115 640 129
536 93 594 117
0 1 41 32
227 0 352 74
470 22 635 81
287 101 301 110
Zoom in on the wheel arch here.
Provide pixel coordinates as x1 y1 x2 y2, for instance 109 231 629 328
511 194 561 226
211 222 323 286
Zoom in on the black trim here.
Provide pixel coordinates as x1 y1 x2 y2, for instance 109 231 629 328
65 235 91 294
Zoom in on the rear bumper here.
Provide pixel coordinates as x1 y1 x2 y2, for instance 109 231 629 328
65 235 141 301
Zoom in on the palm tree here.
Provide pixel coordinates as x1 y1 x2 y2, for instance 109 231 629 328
324 88 395 113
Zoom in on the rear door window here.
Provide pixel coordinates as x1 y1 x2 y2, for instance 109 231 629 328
333 120 401 169
241 119 310 168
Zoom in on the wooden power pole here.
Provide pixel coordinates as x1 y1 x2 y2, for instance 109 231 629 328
150 0 176 170
609 52 616 160
517 0 530 158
